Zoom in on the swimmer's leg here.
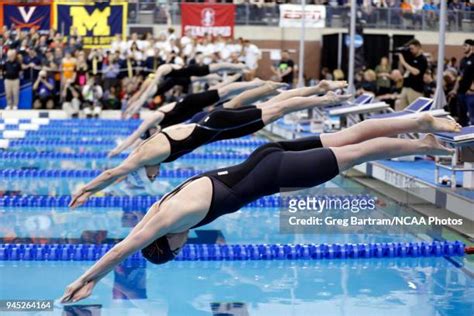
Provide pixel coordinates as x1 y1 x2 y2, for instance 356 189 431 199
216 79 266 101
209 73 243 90
258 93 352 124
331 134 453 171
261 80 348 104
320 113 462 148
209 62 247 73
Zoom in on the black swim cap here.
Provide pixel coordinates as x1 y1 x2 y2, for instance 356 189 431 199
140 128 152 140
141 236 176 264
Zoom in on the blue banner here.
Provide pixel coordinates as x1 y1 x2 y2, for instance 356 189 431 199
54 1 127 48
3 4 51 34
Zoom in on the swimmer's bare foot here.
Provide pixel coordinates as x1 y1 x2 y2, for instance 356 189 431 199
318 80 348 91
324 91 352 105
265 81 289 90
417 112 462 133
419 134 454 155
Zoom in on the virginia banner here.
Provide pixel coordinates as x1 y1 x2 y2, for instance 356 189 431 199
279 4 326 28
54 0 127 48
2 2 52 33
181 3 235 38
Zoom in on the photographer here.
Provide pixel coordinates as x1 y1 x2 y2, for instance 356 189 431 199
61 79 81 118
396 39 428 110
33 69 55 109
82 76 103 118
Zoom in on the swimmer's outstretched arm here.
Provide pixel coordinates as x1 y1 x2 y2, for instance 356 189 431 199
110 80 267 156
60 206 174 303
264 80 347 104
108 112 165 157
125 65 177 118
69 160 140 208
128 78 152 105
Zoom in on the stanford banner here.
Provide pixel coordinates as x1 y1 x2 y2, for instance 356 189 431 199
181 3 235 38
2 2 52 33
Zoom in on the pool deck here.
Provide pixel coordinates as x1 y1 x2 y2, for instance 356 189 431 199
266 119 474 226
352 158 474 223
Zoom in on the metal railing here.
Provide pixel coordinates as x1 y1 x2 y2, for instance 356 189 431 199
128 3 474 33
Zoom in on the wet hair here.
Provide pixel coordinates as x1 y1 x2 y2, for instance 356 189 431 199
141 236 176 264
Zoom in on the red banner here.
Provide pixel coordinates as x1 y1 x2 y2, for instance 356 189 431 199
181 3 235 38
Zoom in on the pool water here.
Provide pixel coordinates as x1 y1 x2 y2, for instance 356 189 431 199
0 120 473 316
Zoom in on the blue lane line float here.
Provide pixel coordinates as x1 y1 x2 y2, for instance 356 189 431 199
0 194 375 208
0 241 468 261
7 139 267 148
0 152 250 160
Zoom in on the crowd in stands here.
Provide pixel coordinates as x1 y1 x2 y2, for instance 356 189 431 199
0 25 262 117
320 38 473 125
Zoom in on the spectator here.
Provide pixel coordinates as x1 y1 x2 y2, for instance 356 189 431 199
87 48 103 77
2 49 22 110
62 79 81 118
61 50 76 85
396 39 428 110
422 0 438 28
320 67 334 81
102 86 121 110
454 39 474 125
33 69 55 109
22 48 41 81
377 69 404 108
102 55 120 90
423 69 436 98
82 76 103 118
75 52 88 87
375 56 392 95
333 69 345 81
242 39 262 81
357 69 378 95
271 50 294 86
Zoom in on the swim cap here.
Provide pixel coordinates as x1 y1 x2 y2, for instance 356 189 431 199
126 167 154 190
141 236 176 264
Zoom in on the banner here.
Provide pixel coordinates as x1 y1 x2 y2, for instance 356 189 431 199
181 3 235 38
2 2 52 33
54 1 127 48
279 5 326 28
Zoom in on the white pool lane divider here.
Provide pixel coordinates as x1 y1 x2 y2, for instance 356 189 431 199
0 117 51 147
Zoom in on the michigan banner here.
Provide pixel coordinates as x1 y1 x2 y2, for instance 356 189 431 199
54 0 127 48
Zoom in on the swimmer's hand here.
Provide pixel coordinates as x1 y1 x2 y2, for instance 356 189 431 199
69 189 92 209
108 147 121 158
60 278 97 304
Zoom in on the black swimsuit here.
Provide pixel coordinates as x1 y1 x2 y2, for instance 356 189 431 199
162 105 264 162
159 89 220 129
155 65 211 96
160 136 339 228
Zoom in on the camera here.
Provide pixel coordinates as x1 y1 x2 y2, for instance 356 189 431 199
390 46 412 61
